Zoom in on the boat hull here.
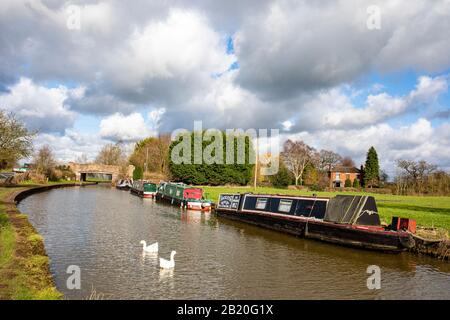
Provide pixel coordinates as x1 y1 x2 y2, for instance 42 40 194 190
155 193 212 211
216 209 412 252
130 188 156 198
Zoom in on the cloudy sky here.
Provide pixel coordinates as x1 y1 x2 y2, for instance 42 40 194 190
1 0 449 176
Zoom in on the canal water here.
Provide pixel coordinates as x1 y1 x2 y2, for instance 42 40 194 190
18 185 450 299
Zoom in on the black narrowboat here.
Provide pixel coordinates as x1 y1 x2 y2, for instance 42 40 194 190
215 193 415 252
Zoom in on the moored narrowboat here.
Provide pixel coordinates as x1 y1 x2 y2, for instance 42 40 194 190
116 179 133 190
130 180 157 198
215 193 416 252
156 182 213 211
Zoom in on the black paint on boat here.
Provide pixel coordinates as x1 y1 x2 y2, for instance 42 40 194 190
216 193 414 252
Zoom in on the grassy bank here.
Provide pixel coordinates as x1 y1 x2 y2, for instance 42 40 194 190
203 186 450 231
0 184 62 300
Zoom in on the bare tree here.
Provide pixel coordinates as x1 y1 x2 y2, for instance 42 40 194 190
397 159 438 194
318 149 342 171
397 160 437 180
0 110 35 169
379 169 389 187
76 153 89 164
95 143 126 166
281 139 315 186
34 145 56 177
340 156 355 167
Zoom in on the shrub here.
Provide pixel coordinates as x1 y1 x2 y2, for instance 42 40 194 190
310 184 325 192
48 169 63 182
55 165 75 180
29 172 46 184
270 165 292 188
353 179 360 188
344 178 352 188
133 166 143 180
11 172 30 184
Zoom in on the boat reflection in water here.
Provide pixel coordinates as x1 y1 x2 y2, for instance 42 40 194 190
180 209 215 225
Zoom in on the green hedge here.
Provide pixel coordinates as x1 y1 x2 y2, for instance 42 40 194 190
344 178 352 188
169 131 254 185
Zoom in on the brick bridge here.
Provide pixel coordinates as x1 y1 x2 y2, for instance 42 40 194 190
68 162 135 182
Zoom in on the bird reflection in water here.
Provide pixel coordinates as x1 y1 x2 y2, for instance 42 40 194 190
140 251 158 265
159 268 175 289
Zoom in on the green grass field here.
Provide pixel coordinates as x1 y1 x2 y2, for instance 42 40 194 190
202 186 450 231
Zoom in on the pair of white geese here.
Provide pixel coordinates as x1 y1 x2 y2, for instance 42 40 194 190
140 240 176 269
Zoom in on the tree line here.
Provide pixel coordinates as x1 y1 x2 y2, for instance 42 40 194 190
395 160 450 195
1 109 449 195
270 139 380 190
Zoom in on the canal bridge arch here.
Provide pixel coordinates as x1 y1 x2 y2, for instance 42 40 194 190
68 162 134 182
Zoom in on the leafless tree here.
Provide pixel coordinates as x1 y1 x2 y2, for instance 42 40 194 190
396 159 438 194
318 149 342 171
34 145 56 176
281 139 315 186
95 143 126 166
76 153 89 164
379 169 389 186
340 156 355 167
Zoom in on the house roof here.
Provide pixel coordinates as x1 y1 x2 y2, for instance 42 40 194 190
330 166 360 173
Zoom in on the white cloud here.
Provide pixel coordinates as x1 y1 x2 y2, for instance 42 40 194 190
148 108 165 131
409 75 448 105
0 77 77 133
282 120 293 131
103 8 235 105
234 0 450 99
33 129 106 163
287 75 448 132
286 118 450 175
99 112 151 142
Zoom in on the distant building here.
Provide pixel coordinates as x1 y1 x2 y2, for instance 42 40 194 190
329 166 363 188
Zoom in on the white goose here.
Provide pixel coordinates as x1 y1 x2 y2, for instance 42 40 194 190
159 250 176 269
140 240 159 253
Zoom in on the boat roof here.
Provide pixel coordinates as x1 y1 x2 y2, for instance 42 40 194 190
163 182 202 190
225 193 330 201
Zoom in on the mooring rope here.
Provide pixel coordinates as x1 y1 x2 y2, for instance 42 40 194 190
340 195 356 223
350 196 368 225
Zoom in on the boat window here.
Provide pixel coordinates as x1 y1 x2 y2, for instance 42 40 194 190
255 198 268 210
278 199 293 213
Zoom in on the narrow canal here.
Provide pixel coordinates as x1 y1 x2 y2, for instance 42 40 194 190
19 185 450 299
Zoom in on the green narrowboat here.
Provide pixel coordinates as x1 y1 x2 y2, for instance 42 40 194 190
155 182 213 211
130 180 157 198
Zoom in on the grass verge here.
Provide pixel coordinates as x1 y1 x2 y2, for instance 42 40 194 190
0 184 62 300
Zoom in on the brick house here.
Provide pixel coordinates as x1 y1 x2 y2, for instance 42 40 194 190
329 166 363 188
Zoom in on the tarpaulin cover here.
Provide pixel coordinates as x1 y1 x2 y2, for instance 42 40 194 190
324 195 381 226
